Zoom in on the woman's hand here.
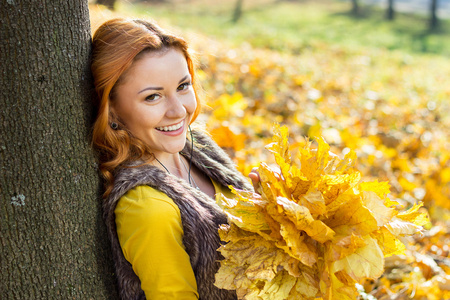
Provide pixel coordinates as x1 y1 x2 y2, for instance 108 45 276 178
248 166 281 194
248 167 261 194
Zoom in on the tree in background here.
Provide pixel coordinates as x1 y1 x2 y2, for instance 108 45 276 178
0 0 118 298
232 0 244 23
387 0 395 20
430 0 439 30
351 0 359 15
96 0 116 10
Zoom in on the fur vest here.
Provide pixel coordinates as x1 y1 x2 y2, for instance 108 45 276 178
104 130 253 300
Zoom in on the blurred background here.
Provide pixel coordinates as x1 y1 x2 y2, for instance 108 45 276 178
90 1 450 298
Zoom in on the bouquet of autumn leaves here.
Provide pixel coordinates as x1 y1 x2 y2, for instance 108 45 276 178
214 125 428 300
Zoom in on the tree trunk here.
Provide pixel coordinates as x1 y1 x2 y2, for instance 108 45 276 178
0 0 118 299
387 0 395 20
351 0 359 15
430 0 439 30
96 0 116 10
232 0 244 23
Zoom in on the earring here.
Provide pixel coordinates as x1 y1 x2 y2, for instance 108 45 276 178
110 122 118 130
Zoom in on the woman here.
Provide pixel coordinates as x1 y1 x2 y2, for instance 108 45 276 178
91 18 255 299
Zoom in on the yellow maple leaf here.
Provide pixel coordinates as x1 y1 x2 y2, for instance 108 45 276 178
299 188 327 217
333 150 357 175
288 271 319 299
217 191 270 233
276 196 335 243
210 125 246 151
258 162 286 202
273 214 319 267
328 234 368 261
371 227 406 257
396 202 429 226
331 236 385 281
320 269 359 300
286 164 311 199
257 270 297 299
265 123 291 165
316 172 361 205
362 190 397 227
385 218 424 237
325 196 378 236
216 226 286 282
360 180 391 199
325 188 359 215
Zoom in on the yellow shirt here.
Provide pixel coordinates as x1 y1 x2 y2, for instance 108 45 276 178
115 180 234 299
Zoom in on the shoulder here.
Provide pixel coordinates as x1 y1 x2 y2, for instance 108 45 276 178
115 185 181 220
114 185 184 257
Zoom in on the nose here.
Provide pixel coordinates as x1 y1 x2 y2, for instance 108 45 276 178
166 94 187 119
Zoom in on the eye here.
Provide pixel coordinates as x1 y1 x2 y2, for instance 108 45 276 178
145 93 161 101
177 82 191 91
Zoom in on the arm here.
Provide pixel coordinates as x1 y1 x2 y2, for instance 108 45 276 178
115 186 199 299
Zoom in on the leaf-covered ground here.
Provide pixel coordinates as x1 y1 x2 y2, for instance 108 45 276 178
199 34 450 299
90 2 450 298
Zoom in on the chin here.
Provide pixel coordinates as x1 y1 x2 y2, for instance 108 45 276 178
165 139 188 154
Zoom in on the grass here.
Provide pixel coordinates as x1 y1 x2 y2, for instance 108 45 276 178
114 0 450 56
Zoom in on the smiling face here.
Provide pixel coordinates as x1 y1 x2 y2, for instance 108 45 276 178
111 48 197 157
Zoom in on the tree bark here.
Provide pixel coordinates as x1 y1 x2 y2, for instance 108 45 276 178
387 0 395 20
430 0 439 30
0 0 118 299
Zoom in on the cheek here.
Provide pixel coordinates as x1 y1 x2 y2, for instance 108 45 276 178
187 92 197 114
113 104 135 127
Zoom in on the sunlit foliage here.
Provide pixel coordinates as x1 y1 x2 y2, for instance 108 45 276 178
215 125 428 299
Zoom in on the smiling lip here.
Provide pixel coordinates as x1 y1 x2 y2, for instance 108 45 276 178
155 120 185 136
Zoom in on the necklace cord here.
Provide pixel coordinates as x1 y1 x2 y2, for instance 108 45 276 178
181 157 199 189
154 126 196 188
188 125 194 186
154 156 170 173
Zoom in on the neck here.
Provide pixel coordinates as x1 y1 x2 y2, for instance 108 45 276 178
153 152 185 178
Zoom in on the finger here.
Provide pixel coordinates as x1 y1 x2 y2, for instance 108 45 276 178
249 167 259 174
248 167 261 193
248 171 259 185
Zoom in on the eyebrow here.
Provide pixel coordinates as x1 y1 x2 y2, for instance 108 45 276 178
138 75 190 94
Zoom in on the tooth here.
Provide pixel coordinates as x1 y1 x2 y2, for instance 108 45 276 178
156 121 184 131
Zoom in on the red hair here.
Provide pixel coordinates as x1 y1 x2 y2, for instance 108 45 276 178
91 18 201 198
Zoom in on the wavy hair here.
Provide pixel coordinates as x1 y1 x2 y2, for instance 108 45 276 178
91 18 201 198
